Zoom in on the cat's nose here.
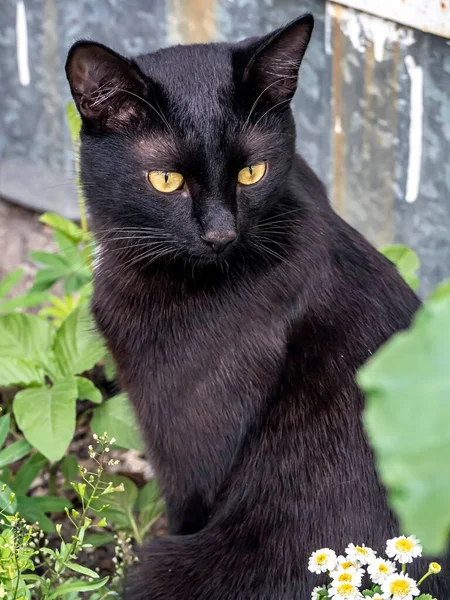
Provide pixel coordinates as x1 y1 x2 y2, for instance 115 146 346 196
201 229 237 253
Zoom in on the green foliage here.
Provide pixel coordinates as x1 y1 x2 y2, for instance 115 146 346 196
359 284 450 555
0 435 130 599
91 394 145 452
381 244 420 290
90 474 164 544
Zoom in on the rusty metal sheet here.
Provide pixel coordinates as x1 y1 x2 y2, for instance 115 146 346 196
334 0 450 39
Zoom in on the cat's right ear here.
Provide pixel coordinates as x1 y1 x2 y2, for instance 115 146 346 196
65 41 148 132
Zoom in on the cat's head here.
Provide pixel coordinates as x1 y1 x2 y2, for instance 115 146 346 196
66 15 314 268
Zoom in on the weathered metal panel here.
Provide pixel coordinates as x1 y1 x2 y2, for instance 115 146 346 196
0 0 167 219
327 2 450 294
334 0 450 39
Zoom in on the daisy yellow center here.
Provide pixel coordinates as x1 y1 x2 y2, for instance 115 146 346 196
316 553 328 564
356 546 368 555
379 564 389 573
390 580 411 595
341 561 354 569
337 583 354 595
338 573 353 582
395 539 414 552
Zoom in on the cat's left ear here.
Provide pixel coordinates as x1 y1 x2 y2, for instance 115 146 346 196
236 14 314 105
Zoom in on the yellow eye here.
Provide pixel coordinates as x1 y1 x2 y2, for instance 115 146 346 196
148 171 184 193
237 162 266 185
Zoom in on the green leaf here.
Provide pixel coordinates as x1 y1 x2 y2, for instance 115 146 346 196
0 439 33 468
428 279 450 303
13 379 77 461
17 496 55 532
103 352 117 382
47 576 109 598
84 532 116 548
0 480 18 514
67 101 82 147
359 294 450 555
91 393 144 451
0 413 10 448
0 313 54 363
0 357 45 387
29 251 70 268
12 452 48 495
29 495 72 512
66 562 99 578
137 479 165 535
0 268 24 299
40 213 85 244
53 303 105 377
76 376 102 403
380 244 420 290
61 454 79 486
0 291 50 313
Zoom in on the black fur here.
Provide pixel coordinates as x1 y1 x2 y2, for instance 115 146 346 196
66 14 448 599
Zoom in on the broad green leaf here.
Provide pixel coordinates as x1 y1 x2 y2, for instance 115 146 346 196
13 452 48 495
29 250 69 268
84 532 115 547
380 244 420 290
90 474 138 532
0 291 50 313
30 495 71 512
0 439 33 468
66 562 99 578
53 303 105 377
48 576 109 598
137 479 165 535
91 394 144 451
40 212 85 244
61 454 79 486
0 357 45 387
0 313 54 362
104 352 117 381
77 376 103 403
16 501 54 532
0 480 18 514
359 294 450 555
13 379 77 461
0 268 24 299
0 413 10 447
428 279 450 302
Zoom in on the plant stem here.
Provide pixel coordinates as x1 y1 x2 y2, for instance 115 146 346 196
417 571 431 586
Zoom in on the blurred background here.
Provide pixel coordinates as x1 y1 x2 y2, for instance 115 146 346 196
0 0 449 295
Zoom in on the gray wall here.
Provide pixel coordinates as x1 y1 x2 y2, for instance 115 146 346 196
1 0 449 295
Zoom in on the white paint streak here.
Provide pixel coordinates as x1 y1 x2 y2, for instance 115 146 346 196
16 0 30 86
324 3 333 56
405 55 423 204
339 9 415 62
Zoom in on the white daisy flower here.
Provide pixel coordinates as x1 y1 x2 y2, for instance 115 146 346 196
372 595 383 600
386 536 422 564
381 572 420 600
331 566 362 588
345 543 376 565
367 557 397 584
329 582 363 599
308 548 337 574
311 586 327 600
336 556 365 576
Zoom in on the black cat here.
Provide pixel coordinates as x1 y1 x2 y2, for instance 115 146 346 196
66 14 447 599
